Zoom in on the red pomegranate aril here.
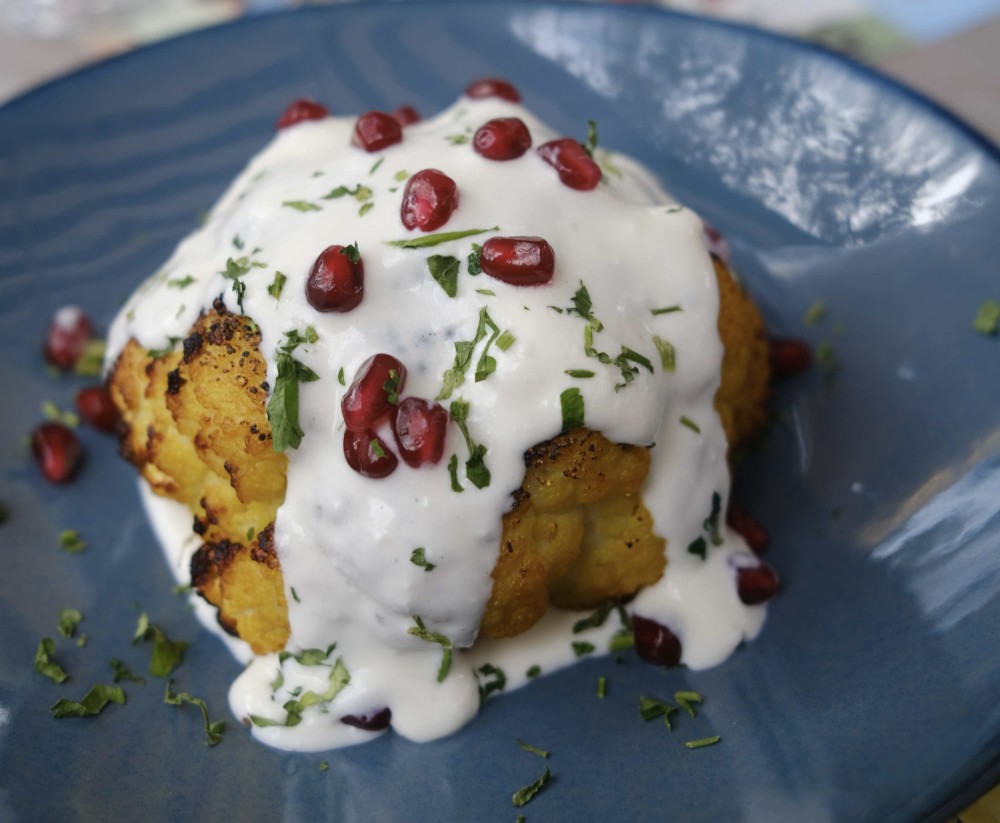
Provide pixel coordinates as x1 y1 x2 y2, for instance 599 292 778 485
391 105 421 126
44 306 92 370
31 422 83 484
480 236 555 286
537 138 601 191
736 562 780 605
392 398 448 467
473 118 532 161
306 245 364 312
75 386 118 433
632 615 682 668
276 99 329 130
727 504 769 554
465 77 521 102
343 429 398 478
340 707 392 731
400 169 459 232
769 338 811 378
352 111 403 152
342 353 408 432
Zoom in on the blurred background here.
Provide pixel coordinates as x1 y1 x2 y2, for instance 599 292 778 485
0 0 997 820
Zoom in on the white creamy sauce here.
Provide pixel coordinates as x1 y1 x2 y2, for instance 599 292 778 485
111 96 767 752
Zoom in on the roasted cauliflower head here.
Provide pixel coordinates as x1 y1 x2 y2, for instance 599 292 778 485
109 259 769 654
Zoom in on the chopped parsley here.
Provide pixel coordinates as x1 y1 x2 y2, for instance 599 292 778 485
394 170 409 181
427 255 461 297
516 738 549 758
477 663 507 704
653 337 676 372
685 735 721 749
639 695 677 729
337 367 345 386
358 201 374 217
572 604 613 633
467 243 483 275
147 336 181 359
687 536 707 560
512 767 551 808
407 616 453 682
220 255 264 313
110 658 145 684
134 614 189 677
675 690 703 718
597 676 607 698
369 157 384 176
560 387 585 432
58 609 82 639
73 338 106 376
475 289 495 296
526 665 541 679
42 402 78 428
340 242 361 264
651 305 682 316
252 652 350 729
582 119 599 157
290 587 301 603
58 529 86 554
564 369 595 378
449 399 491 489
688 493 723 559
164 680 226 745
319 761 330 771
679 415 701 434
51 685 125 718
232 235 244 250
266 329 321 452
386 226 498 249
571 641 595 658
974 299 1000 335
447 454 463 492
282 200 322 212
35 638 68 683
438 307 511 399
410 548 436 572
609 630 635 652
167 275 196 289
496 331 515 351
267 271 287 299
446 133 470 145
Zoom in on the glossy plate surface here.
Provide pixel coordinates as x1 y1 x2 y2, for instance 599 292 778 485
2 4 999 821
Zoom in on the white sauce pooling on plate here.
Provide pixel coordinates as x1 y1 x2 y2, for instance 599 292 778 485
111 96 767 752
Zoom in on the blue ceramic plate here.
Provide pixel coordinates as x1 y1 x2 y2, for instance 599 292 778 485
2 4 999 820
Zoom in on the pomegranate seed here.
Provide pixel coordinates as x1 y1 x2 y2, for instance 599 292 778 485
769 338 811 378
391 105 421 126
31 422 83 484
392 398 448 467
736 562 780 605
44 306 92 370
276 99 329 130
343 429 398 478
727 504 769 554
480 236 555 286
632 615 682 668
465 77 521 102
537 138 601 190
473 118 531 161
352 111 403 152
306 245 364 312
341 707 392 731
75 386 118 433
400 169 459 232
342 354 407 432
702 220 730 263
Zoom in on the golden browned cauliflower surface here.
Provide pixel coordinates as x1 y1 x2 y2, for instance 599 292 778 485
109 260 769 653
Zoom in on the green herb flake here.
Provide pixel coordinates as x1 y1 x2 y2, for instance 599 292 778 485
446 134 470 145
394 170 409 182
475 289 495 296
685 735 721 750
407 616 453 682
974 299 1000 335
639 695 678 729
675 690 703 718
267 271 287 300
427 255 460 298
560 387 585 432
58 529 86 554
526 665 541 679
337 367 346 386
687 536 707 560
516 738 549 758
369 157 385 176
512 767 551 808
597 676 607 698
340 242 361 264
564 369 596 378
573 604 612 634
147 336 181 359
51 685 125 718
386 226 498 250
448 454 463 492
172 584 193 595
467 243 483 276
73 338 106 376
167 275 196 289
651 305 682 316
164 680 226 745
319 760 330 772
804 300 827 327
136 622 189 678
571 641 595 658
42 401 78 427
610 630 634 652
477 663 507 704
369 438 387 460
582 119 599 157
58 608 82 639
703 493 723 547
496 330 515 352
410 548 436 572
290 587 301 603
282 200 322 212
679 415 701 434
653 337 676 372
266 348 319 452
110 657 145 684
35 637 68 683
358 201 374 217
